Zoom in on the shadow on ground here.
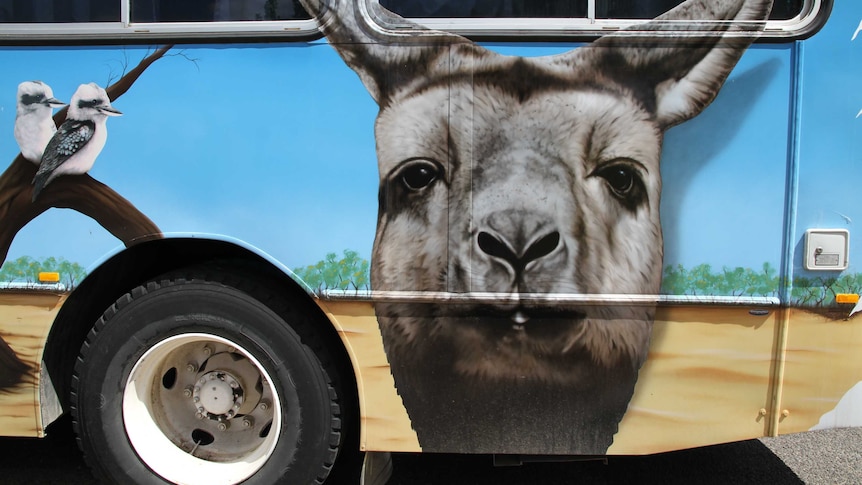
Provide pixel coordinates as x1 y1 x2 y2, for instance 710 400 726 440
0 415 803 485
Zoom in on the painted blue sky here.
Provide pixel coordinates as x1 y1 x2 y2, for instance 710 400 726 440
0 5 860 282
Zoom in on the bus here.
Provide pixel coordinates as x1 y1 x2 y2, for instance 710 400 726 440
0 0 858 483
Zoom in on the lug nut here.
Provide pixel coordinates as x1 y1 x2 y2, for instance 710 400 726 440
258 401 269 411
202 345 213 356
217 421 230 431
195 412 205 420
186 362 198 373
183 386 194 398
242 417 254 428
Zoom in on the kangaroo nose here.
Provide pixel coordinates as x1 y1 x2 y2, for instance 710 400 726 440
477 229 561 274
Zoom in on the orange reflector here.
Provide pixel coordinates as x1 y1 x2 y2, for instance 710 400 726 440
836 293 860 304
38 272 60 283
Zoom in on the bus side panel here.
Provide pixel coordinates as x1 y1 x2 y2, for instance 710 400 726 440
612 307 779 454
305 30 794 456
322 299 782 454
778 1 862 435
1 0 858 456
0 42 381 437
317 299 421 452
0 291 64 436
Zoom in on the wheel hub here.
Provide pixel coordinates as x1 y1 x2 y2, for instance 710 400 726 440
194 371 243 418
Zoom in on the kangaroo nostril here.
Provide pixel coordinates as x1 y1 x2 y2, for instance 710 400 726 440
523 231 560 264
477 230 561 271
478 231 518 264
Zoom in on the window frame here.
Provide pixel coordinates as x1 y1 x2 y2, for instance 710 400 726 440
0 0 829 42
385 0 827 39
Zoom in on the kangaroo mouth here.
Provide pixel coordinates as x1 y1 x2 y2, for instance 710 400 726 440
373 299 592 345
465 305 586 342
447 305 592 381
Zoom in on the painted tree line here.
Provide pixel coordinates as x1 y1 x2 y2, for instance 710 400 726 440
293 249 370 292
296 253 861 309
3 250 855 308
0 255 86 288
661 262 781 297
663 262 862 308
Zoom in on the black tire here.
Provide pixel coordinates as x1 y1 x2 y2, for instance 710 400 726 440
70 274 342 485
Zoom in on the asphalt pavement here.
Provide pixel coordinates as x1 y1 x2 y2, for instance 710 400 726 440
760 427 862 485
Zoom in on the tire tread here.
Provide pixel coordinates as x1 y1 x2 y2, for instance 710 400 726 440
70 270 345 485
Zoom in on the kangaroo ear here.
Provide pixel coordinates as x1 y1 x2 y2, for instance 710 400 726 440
299 0 491 105
552 0 773 129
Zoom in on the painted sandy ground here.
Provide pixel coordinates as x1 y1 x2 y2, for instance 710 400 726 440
777 309 862 435
612 305 778 454
324 301 862 454
0 291 65 437
1 295 858 453
319 300 421 452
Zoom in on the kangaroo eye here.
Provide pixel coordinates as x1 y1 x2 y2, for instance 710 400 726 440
593 162 647 211
398 160 440 190
599 166 635 195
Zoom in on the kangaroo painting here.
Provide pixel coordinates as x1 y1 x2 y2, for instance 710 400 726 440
7 1 862 483
298 0 773 454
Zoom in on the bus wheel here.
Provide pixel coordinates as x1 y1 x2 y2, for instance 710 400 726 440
71 276 341 485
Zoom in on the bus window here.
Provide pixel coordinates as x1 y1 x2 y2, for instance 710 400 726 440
130 0 310 22
378 1 589 18
382 0 806 20
0 0 119 22
596 0 805 19
596 0 684 19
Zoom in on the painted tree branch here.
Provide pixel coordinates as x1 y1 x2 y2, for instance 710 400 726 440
0 332 31 391
0 45 174 264
0 156 162 263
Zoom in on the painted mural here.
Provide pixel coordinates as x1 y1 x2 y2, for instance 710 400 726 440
299 0 777 454
0 48 170 393
0 0 860 457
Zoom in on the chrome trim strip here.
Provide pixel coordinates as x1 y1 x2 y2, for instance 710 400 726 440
320 289 780 306
0 282 67 292
0 19 318 41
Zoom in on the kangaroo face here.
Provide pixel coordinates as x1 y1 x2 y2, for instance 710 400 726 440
302 0 773 452
372 76 664 380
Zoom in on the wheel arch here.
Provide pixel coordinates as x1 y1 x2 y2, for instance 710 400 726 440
42 236 359 431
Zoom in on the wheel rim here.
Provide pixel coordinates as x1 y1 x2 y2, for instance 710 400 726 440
123 333 282 485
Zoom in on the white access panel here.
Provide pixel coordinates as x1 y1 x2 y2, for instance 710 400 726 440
804 229 849 271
